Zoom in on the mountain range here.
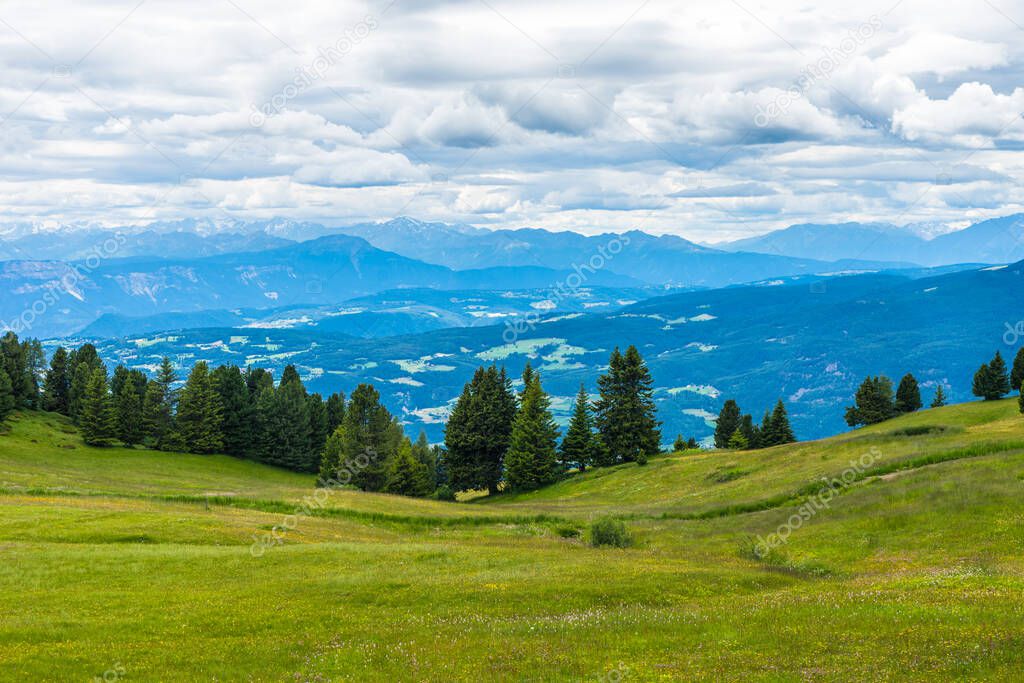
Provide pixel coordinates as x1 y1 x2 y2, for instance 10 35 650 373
74 261 1024 446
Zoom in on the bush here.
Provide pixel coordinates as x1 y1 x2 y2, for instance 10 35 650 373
555 526 581 539
588 518 632 548
431 484 456 501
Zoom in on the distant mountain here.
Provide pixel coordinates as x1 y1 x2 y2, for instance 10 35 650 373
0 227 294 261
718 214 1024 266
76 261 1024 445
333 217 910 286
1 235 640 338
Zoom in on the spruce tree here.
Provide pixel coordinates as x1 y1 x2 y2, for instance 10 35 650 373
713 400 742 449
1011 347 1024 395
673 434 685 452
973 352 1011 401
385 437 433 497
593 346 660 464
113 368 145 446
894 373 922 413
930 385 947 408
322 383 401 491
326 391 346 435
212 365 251 458
739 413 757 449
686 437 699 449
264 365 314 471
727 429 748 449
307 393 330 464
42 347 71 414
175 361 223 454
80 368 116 446
767 399 796 445
68 344 103 420
559 384 594 471
845 376 896 426
444 366 516 493
0 332 32 408
0 368 14 422
505 371 560 491
142 380 172 448
410 431 437 489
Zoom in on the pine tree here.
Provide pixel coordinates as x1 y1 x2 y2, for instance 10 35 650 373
320 383 401 491
973 352 1011 401
0 332 32 408
1011 347 1024 395
505 371 560 491
686 437 699 449
410 431 437 489
593 346 661 464
42 347 71 414
22 339 44 409
68 344 103 421
112 368 145 446
175 361 223 454
673 434 685 452
444 366 516 493
713 400 742 449
326 391 346 436
212 365 251 458
727 429 748 449
894 373 922 413
559 384 595 471
307 393 330 466
767 399 796 445
1019 381 1024 414
739 413 757 449
0 368 14 422
845 376 896 426
261 365 314 471
385 437 433 497
142 380 170 447
80 368 116 446
930 385 947 408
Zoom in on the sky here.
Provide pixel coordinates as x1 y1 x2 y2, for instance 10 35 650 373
1 0 1024 241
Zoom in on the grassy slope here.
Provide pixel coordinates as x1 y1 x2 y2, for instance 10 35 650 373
1 402 1023 681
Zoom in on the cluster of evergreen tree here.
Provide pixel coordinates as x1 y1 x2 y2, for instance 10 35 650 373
713 398 795 450
0 332 45 421
445 345 661 493
42 344 345 472
317 383 444 497
671 434 700 451
844 373 929 427
973 350 1014 402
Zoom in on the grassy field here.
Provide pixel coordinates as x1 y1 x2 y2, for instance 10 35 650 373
2 402 1024 681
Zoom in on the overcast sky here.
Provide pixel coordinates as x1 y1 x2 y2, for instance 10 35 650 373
1 0 1023 240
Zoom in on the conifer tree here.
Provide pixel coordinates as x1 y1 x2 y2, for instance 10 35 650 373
325 391 346 435
112 366 146 446
321 383 401 491
80 367 116 446
265 365 314 471
727 429 748 449
845 376 896 426
42 347 71 414
593 346 660 464
673 434 685 452
385 437 433 497
444 366 516 493
212 365 251 458
68 344 103 421
505 371 560 491
686 437 699 449
930 385 947 408
307 393 330 465
0 368 14 422
142 379 172 448
713 400 742 449
739 413 757 449
559 384 594 471
0 332 32 408
1011 347 1024 395
973 351 1011 401
767 399 796 445
175 361 223 454
895 373 922 413
410 431 437 489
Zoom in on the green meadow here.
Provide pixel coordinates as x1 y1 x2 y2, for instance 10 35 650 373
2 401 1024 681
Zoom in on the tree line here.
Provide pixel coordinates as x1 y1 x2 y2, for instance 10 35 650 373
844 348 1024 427
712 397 796 450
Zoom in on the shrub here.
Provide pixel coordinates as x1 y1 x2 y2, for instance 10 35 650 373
431 484 456 502
555 526 581 539
588 517 632 548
